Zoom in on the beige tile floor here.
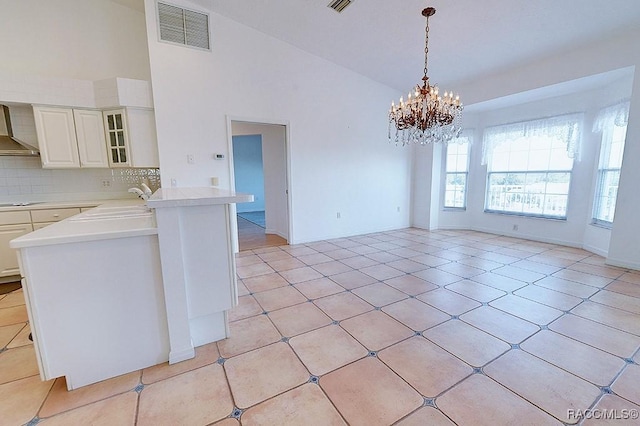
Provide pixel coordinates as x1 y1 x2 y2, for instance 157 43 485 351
2 228 640 425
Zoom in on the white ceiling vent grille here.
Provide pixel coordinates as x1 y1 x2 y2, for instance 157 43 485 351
328 0 353 13
157 2 210 50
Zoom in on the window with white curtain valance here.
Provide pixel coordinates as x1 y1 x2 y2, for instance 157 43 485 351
481 113 584 166
592 99 630 133
592 99 630 226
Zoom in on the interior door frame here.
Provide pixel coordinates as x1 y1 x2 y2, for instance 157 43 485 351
226 115 293 251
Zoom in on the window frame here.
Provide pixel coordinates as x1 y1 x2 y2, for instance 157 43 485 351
484 170 573 219
443 136 471 210
592 120 627 227
481 114 581 220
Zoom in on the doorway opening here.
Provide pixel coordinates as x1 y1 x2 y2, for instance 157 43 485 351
229 120 290 251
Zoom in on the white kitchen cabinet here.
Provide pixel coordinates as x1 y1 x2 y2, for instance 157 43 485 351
126 108 160 168
0 211 33 278
1 206 85 279
103 109 130 167
73 109 109 168
30 207 81 224
103 108 159 168
34 106 109 169
33 106 80 168
31 207 82 230
16 234 168 390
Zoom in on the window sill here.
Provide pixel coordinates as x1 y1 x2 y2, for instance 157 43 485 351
483 209 567 221
590 221 612 230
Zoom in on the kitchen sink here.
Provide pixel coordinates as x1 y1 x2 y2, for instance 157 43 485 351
0 202 43 207
70 205 153 221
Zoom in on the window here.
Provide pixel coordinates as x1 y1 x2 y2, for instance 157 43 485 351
444 136 471 209
482 114 582 219
592 101 629 226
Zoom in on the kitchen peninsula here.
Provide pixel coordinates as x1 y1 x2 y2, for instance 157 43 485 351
10 188 253 390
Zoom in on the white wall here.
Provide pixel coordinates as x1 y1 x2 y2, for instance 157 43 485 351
0 0 150 81
411 143 442 230
609 70 640 269
231 122 289 240
143 0 411 244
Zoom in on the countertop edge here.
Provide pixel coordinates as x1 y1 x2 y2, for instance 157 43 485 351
147 187 254 208
10 227 158 249
0 198 135 212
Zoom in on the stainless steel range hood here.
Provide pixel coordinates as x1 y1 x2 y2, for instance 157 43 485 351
0 105 40 156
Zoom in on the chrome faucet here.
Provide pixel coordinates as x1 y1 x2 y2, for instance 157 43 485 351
128 187 147 200
128 183 153 201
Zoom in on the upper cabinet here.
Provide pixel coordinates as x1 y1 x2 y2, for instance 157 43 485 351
103 108 159 168
33 106 82 168
33 106 159 169
103 109 129 167
34 106 109 169
73 109 110 168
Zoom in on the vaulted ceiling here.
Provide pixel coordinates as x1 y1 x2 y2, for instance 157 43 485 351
113 0 640 93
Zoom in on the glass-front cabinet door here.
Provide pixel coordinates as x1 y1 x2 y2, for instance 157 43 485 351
103 109 131 167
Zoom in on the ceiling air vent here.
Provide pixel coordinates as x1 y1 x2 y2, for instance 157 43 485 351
157 2 210 50
328 0 353 13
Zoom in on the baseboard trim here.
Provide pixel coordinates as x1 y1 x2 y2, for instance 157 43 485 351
471 225 581 248
169 346 195 364
582 243 608 258
604 257 640 271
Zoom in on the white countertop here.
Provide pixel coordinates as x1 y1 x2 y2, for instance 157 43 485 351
0 199 124 212
10 200 157 249
147 187 254 208
9 187 253 249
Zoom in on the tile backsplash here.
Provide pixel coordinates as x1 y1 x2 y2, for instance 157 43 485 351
0 156 160 203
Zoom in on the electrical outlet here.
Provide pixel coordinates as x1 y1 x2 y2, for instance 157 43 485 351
512 224 519 231
101 180 111 187
336 212 341 219
171 178 177 187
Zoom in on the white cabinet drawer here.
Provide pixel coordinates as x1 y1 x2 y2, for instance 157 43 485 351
0 223 33 277
30 208 81 223
0 210 32 226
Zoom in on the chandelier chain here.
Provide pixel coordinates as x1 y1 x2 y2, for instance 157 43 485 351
423 14 429 81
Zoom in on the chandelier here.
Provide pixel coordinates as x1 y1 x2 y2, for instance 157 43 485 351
388 7 463 145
